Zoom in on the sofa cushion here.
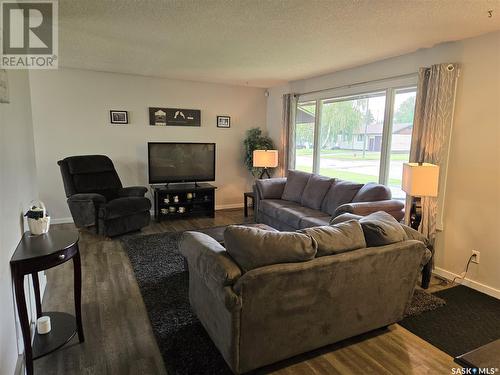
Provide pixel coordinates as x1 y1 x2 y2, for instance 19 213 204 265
321 179 364 215
276 206 329 229
281 170 311 203
301 174 333 210
299 220 366 256
223 225 317 272
298 216 331 229
352 182 391 202
101 197 151 220
259 199 300 218
359 211 408 247
255 178 287 199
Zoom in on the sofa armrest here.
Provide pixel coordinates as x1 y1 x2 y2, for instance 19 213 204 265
254 178 287 223
180 231 242 287
329 213 363 225
255 178 287 200
334 200 405 221
118 186 147 197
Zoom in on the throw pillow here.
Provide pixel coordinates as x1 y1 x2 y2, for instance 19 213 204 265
359 211 408 247
320 179 364 215
299 220 366 256
224 225 317 272
281 170 312 203
301 174 333 210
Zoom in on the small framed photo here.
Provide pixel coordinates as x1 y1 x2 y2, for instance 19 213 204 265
110 110 128 124
217 115 230 128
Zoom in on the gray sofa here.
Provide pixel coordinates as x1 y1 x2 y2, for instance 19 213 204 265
180 215 430 374
254 170 405 231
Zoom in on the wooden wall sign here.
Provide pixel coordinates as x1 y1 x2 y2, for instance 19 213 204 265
149 107 201 127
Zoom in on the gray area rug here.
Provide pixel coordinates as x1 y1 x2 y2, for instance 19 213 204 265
122 231 444 374
405 288 446 318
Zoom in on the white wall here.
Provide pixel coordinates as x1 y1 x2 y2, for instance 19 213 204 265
267 31 500 297
0 70 39 375
29 69 267 221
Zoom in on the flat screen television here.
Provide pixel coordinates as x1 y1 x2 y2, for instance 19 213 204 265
148 142 216 184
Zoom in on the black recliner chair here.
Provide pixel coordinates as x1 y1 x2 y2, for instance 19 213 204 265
58 155 151 237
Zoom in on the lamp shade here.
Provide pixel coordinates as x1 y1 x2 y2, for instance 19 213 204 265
402 163 439 197
253 150 278 168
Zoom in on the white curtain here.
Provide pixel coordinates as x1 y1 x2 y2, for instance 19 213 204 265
281 93 298 176
406 63 460 243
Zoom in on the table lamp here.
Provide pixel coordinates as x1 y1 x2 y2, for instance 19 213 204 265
253 150 278 179
402 162 439 230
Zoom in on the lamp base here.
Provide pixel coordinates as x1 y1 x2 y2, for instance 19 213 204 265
409 196 422 230
259 168 271 179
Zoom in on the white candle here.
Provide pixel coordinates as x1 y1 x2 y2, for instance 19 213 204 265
37 316 51 334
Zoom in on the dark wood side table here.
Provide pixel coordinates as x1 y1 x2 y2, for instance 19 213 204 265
244 192 255 217
10 230 84 375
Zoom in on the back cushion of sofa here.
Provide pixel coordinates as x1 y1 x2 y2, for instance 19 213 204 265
299 220 366 256
301 174 333 210
352 182 391 202
281 170 312 203
224 225 317 272
320 180 364 215
359 211 408 247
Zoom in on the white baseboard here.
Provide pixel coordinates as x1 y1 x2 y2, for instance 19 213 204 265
216 203 244 210
51 217 73 224
52 204 245 224
433 267 500 299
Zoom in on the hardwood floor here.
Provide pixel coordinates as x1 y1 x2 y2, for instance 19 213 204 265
35 209 457 375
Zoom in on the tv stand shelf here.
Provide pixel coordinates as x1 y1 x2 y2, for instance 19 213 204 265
152 183 217 221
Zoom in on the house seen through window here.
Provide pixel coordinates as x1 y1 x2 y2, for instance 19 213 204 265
295 86 417 199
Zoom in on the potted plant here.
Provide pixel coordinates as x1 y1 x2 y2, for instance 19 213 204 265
243 127 275 178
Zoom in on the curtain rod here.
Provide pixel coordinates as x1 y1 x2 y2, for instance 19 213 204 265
296 72 418 97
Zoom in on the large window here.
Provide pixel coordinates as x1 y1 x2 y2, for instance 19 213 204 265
295 81 417 199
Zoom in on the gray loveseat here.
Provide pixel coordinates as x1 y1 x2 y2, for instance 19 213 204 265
254 170 404 231
180 216 430 374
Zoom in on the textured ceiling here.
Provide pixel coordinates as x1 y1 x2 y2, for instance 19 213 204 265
59 0 500 87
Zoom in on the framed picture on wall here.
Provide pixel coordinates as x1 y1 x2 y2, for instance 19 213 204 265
217 115 230 128
110 110 128 124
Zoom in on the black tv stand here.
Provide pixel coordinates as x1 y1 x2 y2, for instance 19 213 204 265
152 183 217 221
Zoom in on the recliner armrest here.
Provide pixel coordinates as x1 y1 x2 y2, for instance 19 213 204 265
180 231 242 286
67 193 106 228
334 199 405 221
68 193 106 204
118 186 148 197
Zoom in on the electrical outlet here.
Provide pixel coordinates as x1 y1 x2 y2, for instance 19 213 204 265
471 250 480 264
